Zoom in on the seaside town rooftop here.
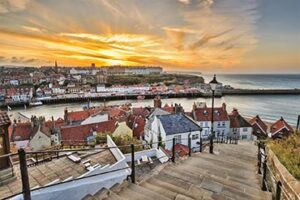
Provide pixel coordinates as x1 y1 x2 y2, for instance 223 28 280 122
0 148 116 198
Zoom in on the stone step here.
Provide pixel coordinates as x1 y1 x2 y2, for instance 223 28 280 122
139 181 178 199
0 168 13 177
0 171 14 182
128 183 171 200
167 166 263 197
110 181 130 194
196 153 257 171
104 191 127 200
147 176 207 200
82 194 98 200
116 184 155 200
165 164 271 200
188 157 258 181
171 157 261 186
93 188 110 200
0 174 16 187
169 164 261 190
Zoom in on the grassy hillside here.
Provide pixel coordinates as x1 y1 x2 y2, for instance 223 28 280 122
268 132 300 180
107 74 204 86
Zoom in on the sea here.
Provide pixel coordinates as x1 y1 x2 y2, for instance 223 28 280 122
6 74 300 126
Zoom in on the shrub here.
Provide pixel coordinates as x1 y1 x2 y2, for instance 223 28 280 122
268 132 300 180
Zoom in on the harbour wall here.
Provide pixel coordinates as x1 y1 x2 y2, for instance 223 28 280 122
1 89 300 108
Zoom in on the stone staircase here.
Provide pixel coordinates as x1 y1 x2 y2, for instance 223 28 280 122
0 167 15 186
83 142 272 200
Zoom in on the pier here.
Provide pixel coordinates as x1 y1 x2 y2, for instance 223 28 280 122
1 89 300 108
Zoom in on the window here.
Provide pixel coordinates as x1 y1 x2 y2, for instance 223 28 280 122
222 122 225 126
243 127 248 132
242 135 248 140
192 134 199 140
217 122 221 127
174 135 181 144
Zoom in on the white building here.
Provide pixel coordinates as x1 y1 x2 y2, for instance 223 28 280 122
9 80 19 86
228 108 253 140
191 102 230 139
81 113 109 125
144 107 170 143
146 113 202 150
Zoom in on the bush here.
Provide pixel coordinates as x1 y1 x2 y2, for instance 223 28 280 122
268 132 300 180
112 135 143 154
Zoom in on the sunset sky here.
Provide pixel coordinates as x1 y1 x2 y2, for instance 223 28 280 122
0 0 299 73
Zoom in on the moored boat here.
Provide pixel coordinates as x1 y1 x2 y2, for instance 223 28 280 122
137 95 145 100
29 100 43 106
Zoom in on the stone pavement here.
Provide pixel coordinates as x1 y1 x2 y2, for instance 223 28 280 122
84 142 272 200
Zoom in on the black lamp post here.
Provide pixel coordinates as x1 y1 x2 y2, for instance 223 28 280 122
209 74 218 154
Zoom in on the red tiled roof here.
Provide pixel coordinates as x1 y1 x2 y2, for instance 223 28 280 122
107 108 127 119
0 112 11 126
11 122 32 141
127 115 145 138
132 107 150 118
175 144 189 157
44 119 66 130
228 109 251 128
61 120 117 145
162 104 175 113
193 107 229 122
66 109 100 122
249 115 268 134
184 112 193 118
270 117 293 135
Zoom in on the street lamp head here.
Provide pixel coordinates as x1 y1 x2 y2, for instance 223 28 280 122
209 74 218 91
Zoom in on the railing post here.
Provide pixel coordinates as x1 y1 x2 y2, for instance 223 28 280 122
275 181 282 200
188 135 191 157
199 136 203 152
131 144 135 184
262 155 267 191
257 144 262 174
172 138 175 163
18 148 31 200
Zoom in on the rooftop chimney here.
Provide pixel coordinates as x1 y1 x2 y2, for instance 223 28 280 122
154 96 162 108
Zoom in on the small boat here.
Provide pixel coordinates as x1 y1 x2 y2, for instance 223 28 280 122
29 100 43 106
137 95 145 100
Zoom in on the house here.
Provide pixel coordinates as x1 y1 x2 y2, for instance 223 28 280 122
228 108 253 140
112 122 133 138
10 122 32 149
105 107 128 122
29 124 51 151
81 113 109 125
10 116 52 150
132 107 150 118
192 102 230 139
0 112 12 171
148 113 202 150
127 115 146 140
144 107 170 143
61 120 117 145
64 108 101 125
270 117 294 139
161 103 184 114
44 117 66 145
249 115 268 139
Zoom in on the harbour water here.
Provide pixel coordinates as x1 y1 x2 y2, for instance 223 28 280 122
202 74 300 89
6 74 300 126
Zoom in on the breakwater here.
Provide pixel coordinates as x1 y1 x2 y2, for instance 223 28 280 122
1 88 300 108
222 89 300 95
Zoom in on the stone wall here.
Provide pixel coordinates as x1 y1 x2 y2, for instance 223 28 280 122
267 148 300 200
